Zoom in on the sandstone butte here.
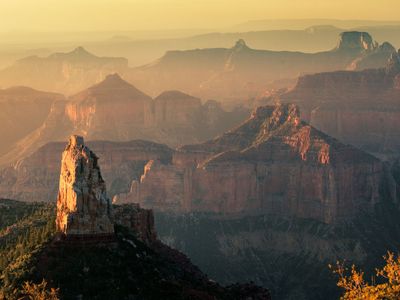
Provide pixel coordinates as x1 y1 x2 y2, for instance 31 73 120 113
56 135 115 236
114 103 395 224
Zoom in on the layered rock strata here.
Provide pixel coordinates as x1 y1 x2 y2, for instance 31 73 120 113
114 104 394 224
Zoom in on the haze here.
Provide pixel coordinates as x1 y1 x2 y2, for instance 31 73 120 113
0 0 400 32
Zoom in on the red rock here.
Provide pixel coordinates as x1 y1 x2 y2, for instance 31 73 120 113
114 104 393 224
56 135 114 236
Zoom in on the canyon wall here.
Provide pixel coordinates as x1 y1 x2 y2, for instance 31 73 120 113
114 104 395 224
280 50 400 156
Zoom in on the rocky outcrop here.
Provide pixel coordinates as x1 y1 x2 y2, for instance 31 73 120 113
113 204 157 244
0 47 129 95
280 50 400 156
126 32 395 104
114 104 394 224
56 135 114 236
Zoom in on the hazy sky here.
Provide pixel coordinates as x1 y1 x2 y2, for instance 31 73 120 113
1 0 400 32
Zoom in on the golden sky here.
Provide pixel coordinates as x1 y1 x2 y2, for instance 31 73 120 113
0 0 399 32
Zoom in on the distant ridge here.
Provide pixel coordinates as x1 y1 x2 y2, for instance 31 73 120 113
126 31 396 103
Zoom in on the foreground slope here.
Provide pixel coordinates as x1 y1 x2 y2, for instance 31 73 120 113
0 204 269 300
0 136 269 299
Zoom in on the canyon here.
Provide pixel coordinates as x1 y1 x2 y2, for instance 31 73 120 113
2 104 395 225
0 32 395 106
114 103 394 224
0 136 271 299
0 73 247 167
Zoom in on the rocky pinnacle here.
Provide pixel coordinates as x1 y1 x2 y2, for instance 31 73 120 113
56 135 114 236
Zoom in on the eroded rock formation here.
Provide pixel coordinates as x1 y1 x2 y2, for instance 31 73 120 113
280 49 400 156
114 104 394 224
56 135 114 236
0 74 248 167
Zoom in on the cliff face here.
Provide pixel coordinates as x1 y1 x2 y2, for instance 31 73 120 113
0 74 248 167
114 104 393 224
56 135 114 236
280 50 400 155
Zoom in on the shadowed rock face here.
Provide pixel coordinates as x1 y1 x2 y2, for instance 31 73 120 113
0 87 64 156
56 135 114 236
335 31 377 51
114 104 393 224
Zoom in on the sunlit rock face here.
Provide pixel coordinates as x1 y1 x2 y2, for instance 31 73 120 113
114 104 393 224
56 135 114 236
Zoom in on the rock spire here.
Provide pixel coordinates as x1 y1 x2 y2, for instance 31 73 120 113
56 135 114 236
